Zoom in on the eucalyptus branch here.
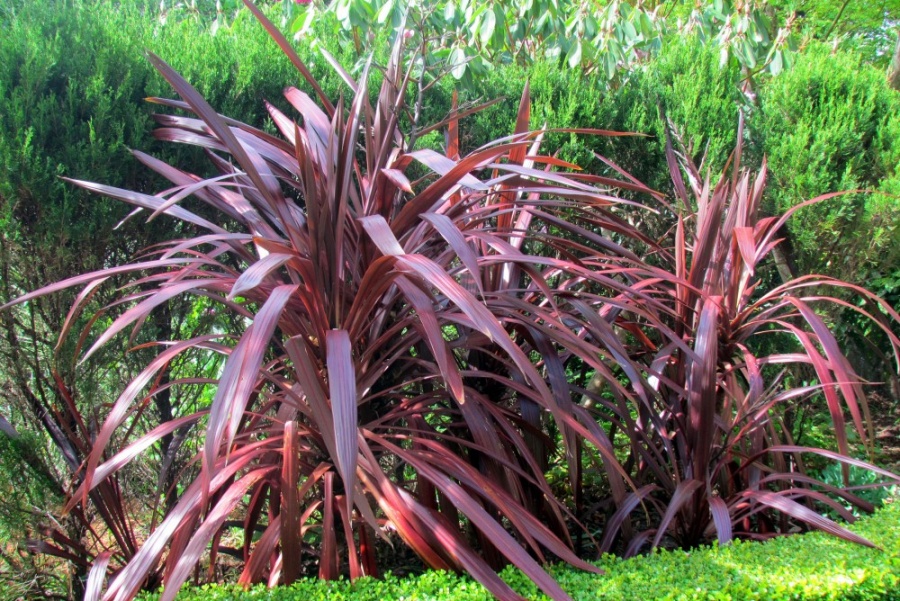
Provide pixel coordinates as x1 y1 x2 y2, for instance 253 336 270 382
823 0 852 40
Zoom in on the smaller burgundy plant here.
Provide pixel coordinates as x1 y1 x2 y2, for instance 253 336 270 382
584 127 900 555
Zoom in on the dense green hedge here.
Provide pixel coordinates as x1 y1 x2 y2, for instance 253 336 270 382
750 43 900 385
5 1 897 283
754 42 900 282
0 0 346 263
148 500 900 600
444 36 742 194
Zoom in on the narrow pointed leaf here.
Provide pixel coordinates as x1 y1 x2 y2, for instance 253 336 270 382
652 479 703 548
203 285 298 492
743 491 875 547
326 330 358 504
84 551 113 601
229 253 293 300
708 496 733 545
281 421 301 585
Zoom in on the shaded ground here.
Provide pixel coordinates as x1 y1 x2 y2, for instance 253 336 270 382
871 393 900 473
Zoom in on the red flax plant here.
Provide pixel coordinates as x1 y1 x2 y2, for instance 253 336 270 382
589 127 900 556
1 2 671 600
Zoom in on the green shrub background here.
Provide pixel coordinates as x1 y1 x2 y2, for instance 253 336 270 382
5 1 898 284
754 42 900 282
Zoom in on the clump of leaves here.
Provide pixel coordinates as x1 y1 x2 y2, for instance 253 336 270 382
5 2 900 600
5 2 658 599
589 126 900 554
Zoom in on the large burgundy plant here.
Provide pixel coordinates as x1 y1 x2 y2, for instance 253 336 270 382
3 3 666 600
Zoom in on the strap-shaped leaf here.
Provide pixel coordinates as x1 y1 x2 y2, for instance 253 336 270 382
687 295 720 479
319 472 339 580
145 52 284 212
81 279 210 363
600 485 659 552
421 213 484 296
394 277 465 404
241 0 334 116
394 144 526 233
708 496 733 546
203 285 298 495
384 440 575 601
105 448 267 601
229 253 294 300
281 421 301 585
651 479 703 548
68 411 205 514
326 330 358 509
84 551 113 601
66 178 227 233
788 297 871 447
0 258 198 312
742 490 875 548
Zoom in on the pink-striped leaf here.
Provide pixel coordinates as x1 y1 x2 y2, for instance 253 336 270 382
84 551 113 601
203 285 298 493
325 330 358 518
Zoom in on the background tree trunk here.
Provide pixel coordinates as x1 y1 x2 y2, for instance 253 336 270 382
889 30 900 90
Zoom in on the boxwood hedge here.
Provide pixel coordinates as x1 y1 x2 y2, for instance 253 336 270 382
150 500 900 601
